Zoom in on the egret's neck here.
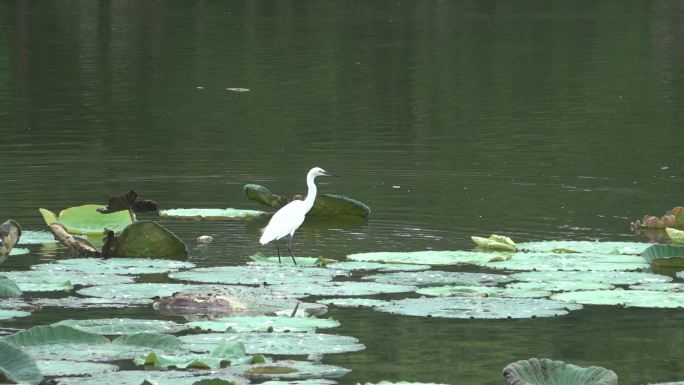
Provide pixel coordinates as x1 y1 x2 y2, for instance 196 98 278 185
302 173 318 211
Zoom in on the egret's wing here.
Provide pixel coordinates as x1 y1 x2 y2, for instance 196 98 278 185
259 200 306 244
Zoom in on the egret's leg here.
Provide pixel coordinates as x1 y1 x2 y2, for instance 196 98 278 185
276 245 281 264
287 235 297 265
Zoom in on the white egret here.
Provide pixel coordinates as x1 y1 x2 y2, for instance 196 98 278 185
259 167 338 264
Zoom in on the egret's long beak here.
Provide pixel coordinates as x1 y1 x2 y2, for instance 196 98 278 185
323 171 340 177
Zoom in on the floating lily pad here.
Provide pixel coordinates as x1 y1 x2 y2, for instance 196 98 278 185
39 205 133 235
78 283 204 301
113 332 185 351
32 296 151 309
506 281 614 292
317 298 391 308
102 221 188 259
347 250 499 266
37 360 118 376
245 360 350 380
375 296 582 319
170 265 340 286
415 285 549 298
0 276 22 298
666 227 684 244
33 257 195 276
510 271 671 286
268 281 416 297
641 244 684 267
0 309 31 320
7 247 29 256
259 379 337 385
551 288 684 308
1 325 109 347
54 370 249 385
160 208 268 221
249 254 337 267
18 230 58 245
3 269 134 292
517 241 649 255
330 261 430 272
135 340 253 369
476 252 648 271
0 340 43 384
187 316 340 333
357 382 448 385
628 283 684 291
181 332 365 355
472 234 516 252
503 358 617 385
364 270 511 287
55 318 188 335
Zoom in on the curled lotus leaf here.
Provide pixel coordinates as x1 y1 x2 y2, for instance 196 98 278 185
34 257 195 276
472 234 516 252
55 318 188 335
169 265 340 286
516 241 650 255
244 184 370 217
102 221 188 260
667 228 684 244
186 315 340 333
347 250 499 266
416 285 550 298
510 271 671 286
476 252 648 271
551 288 684 308
37 360 118 377
160 208 268 221
39 205 133 235
180 332 365 355
503 358 617 385
364 270 511 287
0 340 43 385
641 244 684 267
506 281 614 292
375 296 582 319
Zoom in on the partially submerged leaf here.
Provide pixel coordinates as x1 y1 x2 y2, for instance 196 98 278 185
0 340 43 384
55 318 187 335
39 205 133 235
186 316 340 333
642 244 684 267
102 221 188 259
37 360 118 377
245 360 349 380
244 184 371 217
551 288 684 308
248 254 337 267
0 219 22 263
503 358 617 385
471 234 516 252
160 208 268 221
180 332 365 355
667 228 684 244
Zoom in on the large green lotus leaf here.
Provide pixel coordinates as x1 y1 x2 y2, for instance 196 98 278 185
517 241 649 255
180 332 365 355
628 283 684 291
641 244 684 267
551 288 684 308
112 332 185 351
364 270 511 287
7 247 29 256
346 250 498 265
55 318 188 335
169 265 340 286
34 257 195 276
330 261 430 272
18 230 58 245
416 285 549 298
32 296 151 309
667 228 684 244
78 283 197 300
244 360 350 380
21 342 163 362
37 360 118 376
317 298 391 308
503 358 617 385
0 276 22 298
472 235 516 252
41 205 133 235
375 297 582 319
135 341 253 369
53 370 249 385
1 325 109 347
506 281 614 292
103 221 188 259
159 208 268 221
269 281 416 297
510 271 671 286
0 340 43 385
186 316 340 333
3 269 134 292
477 252 648 271
0 309 31 320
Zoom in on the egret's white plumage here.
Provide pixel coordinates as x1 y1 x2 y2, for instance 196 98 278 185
259 167 337 264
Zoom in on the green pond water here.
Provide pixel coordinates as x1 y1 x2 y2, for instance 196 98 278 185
1 1 684 384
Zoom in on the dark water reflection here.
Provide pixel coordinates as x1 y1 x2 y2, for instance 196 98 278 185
1 0 684 384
